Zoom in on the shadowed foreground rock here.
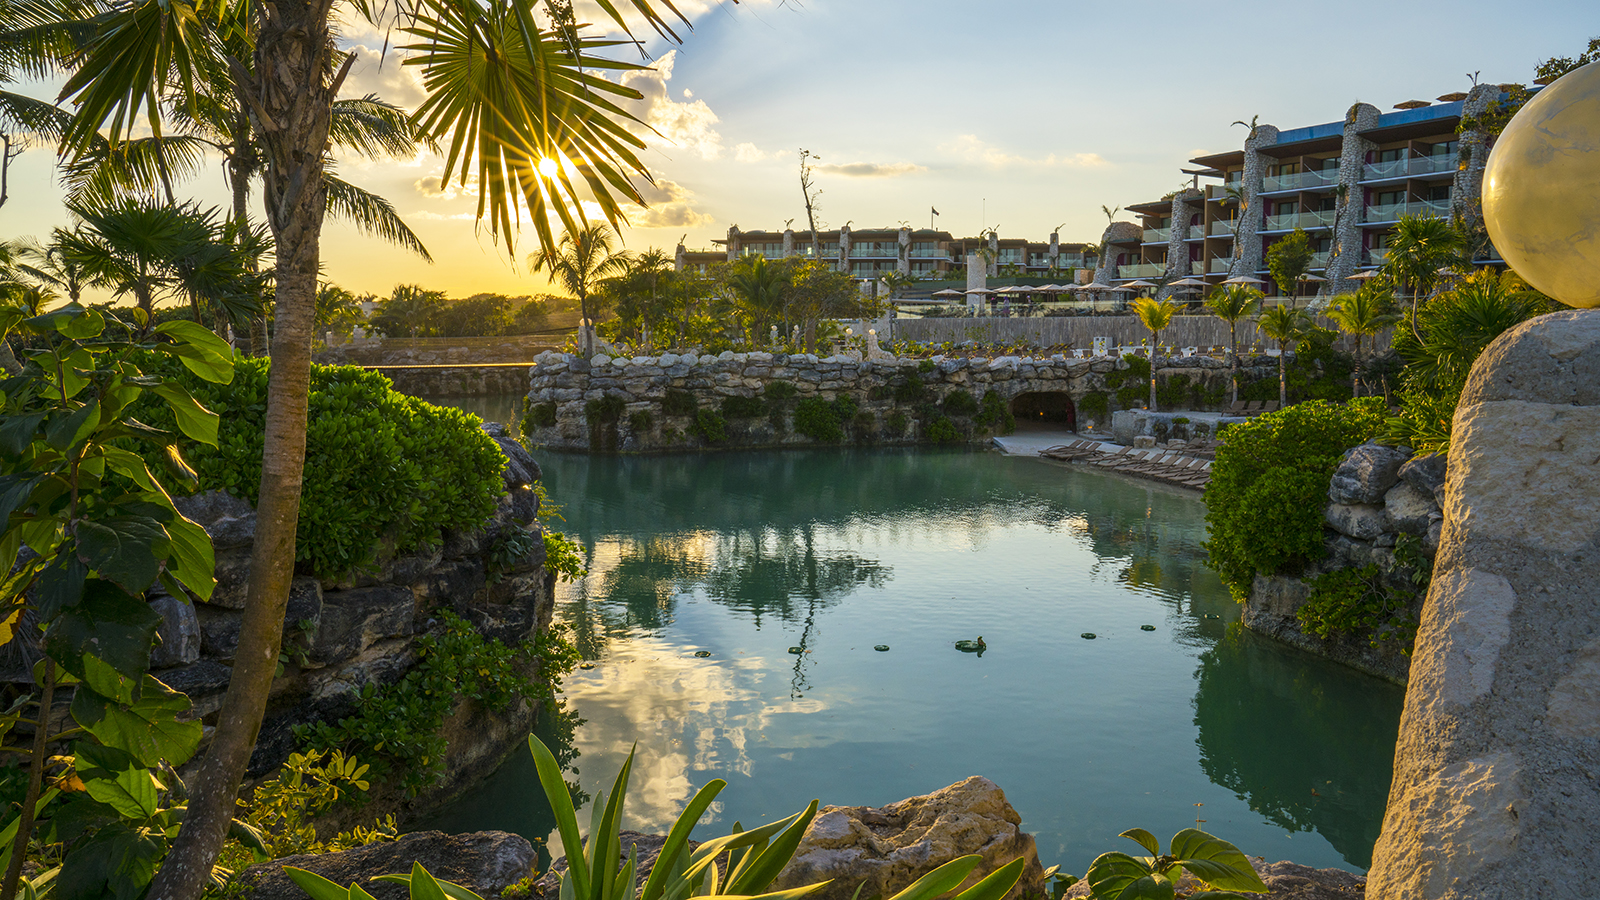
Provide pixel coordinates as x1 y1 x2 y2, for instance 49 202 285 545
768 776 1044 900
235 831 535 899
1060 860 1363 899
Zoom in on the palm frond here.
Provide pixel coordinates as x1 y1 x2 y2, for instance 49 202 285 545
0 89 71 139
324 173 433 263
331 94 435 158
60 133 213 206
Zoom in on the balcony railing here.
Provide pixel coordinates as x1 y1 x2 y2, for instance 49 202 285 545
1361 155 1459 181
1209 257 1235 274
909 248 948 258
1192 261 1206 275
1188 225 1205 240
1209 219 1237 236
1262 209 1337 231
1142 227 1172 244
1367 248 1390 265
1117 263 1166 279
1263 169 1339 192
1363 199 1451 223
1309 250 1331 269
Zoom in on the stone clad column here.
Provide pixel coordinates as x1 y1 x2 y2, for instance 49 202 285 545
783 227 795 258
986 231 999 276
1163 189 1203 298
839 225 851 273
1049 231 1060 271
1328 103 1380 294
1366 311 1600 899
1453 84 1500 233
726 225 741 262
898 226 911 275
1231 124 1278 279
674 242 686 272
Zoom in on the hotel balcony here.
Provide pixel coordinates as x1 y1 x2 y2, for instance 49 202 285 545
1117 263 1166 279
1188 226 1205 241
909 248 949 259
1191 261 1206 275
1360 155 1459 183
1262 169 1339 193
1142 227 1172 244
1362 199 1451 224
1209 220 1237 237
1309 250 1331 269
1261 209 1338 232
1209 257 1235 274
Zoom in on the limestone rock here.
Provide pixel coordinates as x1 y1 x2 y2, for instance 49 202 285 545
174 489 257 550
770 776 1043 900
236 831 536 900
1398 452 1448 503
161 658 232 719
1327 442 1412 505
1324 503 1388 541
198 578 321 661
482 422 542 489
149 594 201 669
1383 481 1441 537
208 547 253 609
311 584 412 667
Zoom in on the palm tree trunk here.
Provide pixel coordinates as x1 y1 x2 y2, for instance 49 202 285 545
1278 348 1287 408
229 122 257 345
148 3 339 897
1353 334 1364 397
1229 322 1239 405
1149 330 1159 410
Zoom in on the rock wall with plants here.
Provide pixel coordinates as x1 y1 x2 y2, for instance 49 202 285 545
522 350 1239 453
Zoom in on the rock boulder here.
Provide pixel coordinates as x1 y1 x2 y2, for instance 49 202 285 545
1327 442 1412 505
770 776 1043 900
235 830 535 900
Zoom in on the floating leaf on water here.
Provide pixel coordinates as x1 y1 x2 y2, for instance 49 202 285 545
1140 625 1156 631
787 646 803 654
579 663 595 670
1080 633 1097 640
693 650 711 658
874 644 890 652
954 639 985 652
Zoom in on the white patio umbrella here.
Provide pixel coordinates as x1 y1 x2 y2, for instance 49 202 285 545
1169 277 1210 287
1298 273 1328 283
1348 269 1383 281
931 288 964 297
1119 279 1158 289
1220 275 1267 286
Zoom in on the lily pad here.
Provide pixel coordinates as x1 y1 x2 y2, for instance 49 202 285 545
1140 625 1156 632
954 639 985 652
787 646 803 654
693 650 711 658
874 644 890 652
579 663 595 670
1080 632 1097 640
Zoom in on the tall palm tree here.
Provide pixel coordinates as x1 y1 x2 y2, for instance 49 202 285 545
1131 296 1178 410
1381 214 1467 336
529 224 633 356
1324 279 1400 397
727 253 786 345
40 0 693 893
1205 284 1261 404
1257 303 1310 408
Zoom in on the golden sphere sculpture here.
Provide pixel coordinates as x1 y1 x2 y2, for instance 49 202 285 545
1483 61 1600 308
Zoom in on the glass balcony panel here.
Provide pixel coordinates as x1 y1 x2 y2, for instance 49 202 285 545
1209 258 1234 274
1362 199 1451 223
1142 227 1172 243
1262 210 1337 231
1117 263 1166 278
1192 261 1205 275
1263 169 1339 192
1188 225 1205 240
1362 158 1408 180
1210 220 1237 236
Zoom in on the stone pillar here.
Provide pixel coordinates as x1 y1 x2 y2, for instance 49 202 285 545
839 225 851 273
1231 124 1279 279
898 227 911 275
1327 104 1381 294
726 226 741 262
1162 189 1203 298
1094 222 1142 285
674 242 686 272
1453 84 1500 234
1366 310 1600 899
1049 232 1060 271
965 254 985 313
986 232 999 276
782 228 795 258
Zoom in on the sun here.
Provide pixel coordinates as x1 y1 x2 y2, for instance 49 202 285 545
537 157 561 178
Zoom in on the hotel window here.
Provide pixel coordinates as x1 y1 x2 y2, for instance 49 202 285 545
1375 190 1406 207
1430 140 1459 157
1377 148 1407 163
1426 185 1452 202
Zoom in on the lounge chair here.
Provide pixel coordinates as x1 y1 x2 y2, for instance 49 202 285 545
1224 400 1249 416
1243 401 1263 414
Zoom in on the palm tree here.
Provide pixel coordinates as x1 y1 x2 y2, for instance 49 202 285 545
42 0 691 893
529 224 633 356
1324 279 1400 396
727 254 787 345
1205 285 1261 404
1131 296 1178 410
1257 303 1310 408
1381 214 1467 336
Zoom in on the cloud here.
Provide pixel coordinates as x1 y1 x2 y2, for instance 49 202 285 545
624 174 715 228
338 44 428 111
940 135 1109 169
414 173 478 201
619 50 724 160
734 143 769 163
818 161 926 178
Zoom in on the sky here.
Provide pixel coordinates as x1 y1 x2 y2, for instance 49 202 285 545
0 0 1590 299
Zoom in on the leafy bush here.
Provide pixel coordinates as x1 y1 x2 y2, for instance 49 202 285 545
1102 354 1150 389
974 390 1015 434
917 359 937 374
1172 416 1190 424
543 531 588 583
1156 374 1190 409
926 416 961 444
140 356 504 578
942 390 979 416
868 385 894 401
1115 385 1148 410
628 410 654 432
720 395 767 418
662 389 697 417
1084 828 1267 899
794 396 848 442
893 373 928 404
218 750 397 877
585 394 625 424
1079 391 1110 420
1296 565 1414 641
694 408 728 443
1202 398 1389 599
886 411 909 437
525 401 557 429
764 380 798 402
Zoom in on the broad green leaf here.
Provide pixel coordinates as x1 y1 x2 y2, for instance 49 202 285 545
100 446 159 492
74 515 171 593
229 818 271 857
45 400 101 451
0 474 42 526
1119 829 1161 857
640 779 726 900
530 734 591 900
408 862 451 900
74 741 159 820
283 867 356 900
884 856 981 900
1085 852 1155 900
725 799 818 895
1109 874 1176 900
679 813 805 888
22 304 103 340
162 443 200 493
35 554 88 620
0 412 46 455
153 319 235 384
611 845 638 900
590 751 634 900
69 674 201 767
164 514 215 600
951 858 1026 900
56 821 159 900
713 887 834 900
374 872 487 900
146 383 219 445
44 579 161 694
1168 830 1266 894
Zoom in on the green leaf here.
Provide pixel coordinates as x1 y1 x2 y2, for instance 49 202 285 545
1109 874 1175 900
74 741 159 820
951 858 1027 900
44 579 161 696
1168 830 1267 894
74 514 170 593
55 822 159 900
884 856 982 900
530 735 591 900
590 751 634 900
69 674 201 768
373 873 487 900
640 779 726 900
35 554 88 620
725 799 818 895
283 867 355 900
1119 829 1161 857
230 817 271 858
164 514 215 601
0 474 42 526
44 400 101 451
23 304 104 340
146 382 219 445
408 862 453 900
153 319 235 384
100 446 158 492
0 412 46 455
1085 852 1155 900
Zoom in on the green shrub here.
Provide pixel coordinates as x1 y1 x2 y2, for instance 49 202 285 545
917 359 937 374
764 380 798 402
974 390 1015 434
885 411 909 437
720 395 766 418
662 389 697 417
1115 385 1148 410
585 394 625 424
1202 398 1390 599
1079 391 1110 420
893 373 927 404
1296 566 1412 640
853 411 877 440
138 356 504 578
543 531 588 583
694 408 728 443
942 390 979 416
1156 374 1191 409
868 385 894 401
793 396 859 443
627 410 654 432
1103 354 1150 389
1172 416 1190 424
524 401 557 430
925 416 961 444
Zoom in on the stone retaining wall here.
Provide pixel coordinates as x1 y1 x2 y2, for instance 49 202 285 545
1242 442 1446 684
523 350 1245 453
890 314 1391 355
316 335 561 366
368 364 532 397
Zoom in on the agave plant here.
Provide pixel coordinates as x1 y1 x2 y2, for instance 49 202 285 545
1084 828 1267 900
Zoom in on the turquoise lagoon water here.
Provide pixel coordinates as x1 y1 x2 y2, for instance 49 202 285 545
424 446 1404 877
